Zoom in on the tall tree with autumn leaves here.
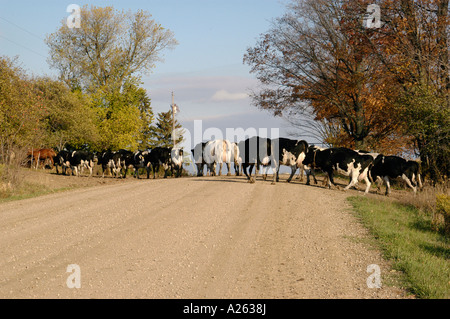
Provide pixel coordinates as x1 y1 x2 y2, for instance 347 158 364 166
244 0 403 151
245 0 449 181
365 0 450 182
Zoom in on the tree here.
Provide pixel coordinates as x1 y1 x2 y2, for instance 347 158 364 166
0 56 46 164
46 5 178 93
360 0 450 182
92 81 146 151
244 0 402 150
148 110 184 149
46 5 176 151
33 78 99 151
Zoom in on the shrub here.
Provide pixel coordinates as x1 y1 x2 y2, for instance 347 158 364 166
436 194 450 236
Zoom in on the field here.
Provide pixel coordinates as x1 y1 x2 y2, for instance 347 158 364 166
0 168 422 299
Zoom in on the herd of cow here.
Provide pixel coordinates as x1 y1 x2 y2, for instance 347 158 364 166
26 136 423 196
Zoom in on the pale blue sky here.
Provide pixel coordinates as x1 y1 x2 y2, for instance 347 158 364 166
0 0 313 150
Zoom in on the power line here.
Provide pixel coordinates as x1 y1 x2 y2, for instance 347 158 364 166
0 15 45 41
0 34 47 59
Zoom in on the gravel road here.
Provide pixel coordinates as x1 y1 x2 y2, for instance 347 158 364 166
0 175 410 298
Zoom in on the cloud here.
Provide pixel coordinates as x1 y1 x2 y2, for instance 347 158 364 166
211 89 249 102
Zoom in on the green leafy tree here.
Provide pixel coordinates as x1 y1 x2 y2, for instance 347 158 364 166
148 110 184 148
33 78 99 151
92 83 146 151
0 56 46 163
46 5 177 93
46 5 177 151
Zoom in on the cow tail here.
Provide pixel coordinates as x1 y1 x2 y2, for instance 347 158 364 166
312 150 317 169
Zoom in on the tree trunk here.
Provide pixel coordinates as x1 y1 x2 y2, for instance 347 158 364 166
437 0 449 108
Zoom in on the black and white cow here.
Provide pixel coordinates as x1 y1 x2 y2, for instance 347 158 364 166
369 155 422 196
302 145 325 185
110 150 132 178
303 147 374 194
54 150 71 175
68 151 96 177
238 136 272 183
270 138 309 184
97 150 116 178
144 147 172 179
171 148 184 178
129 150 149 179
191 142 208 177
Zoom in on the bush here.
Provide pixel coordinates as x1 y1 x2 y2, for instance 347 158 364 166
398 183 450 235
436 194 450 236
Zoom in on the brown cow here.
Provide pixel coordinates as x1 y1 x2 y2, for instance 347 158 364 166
27 148 57 169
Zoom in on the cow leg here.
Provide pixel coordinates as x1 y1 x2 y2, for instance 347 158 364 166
260 164 269 181
402 174 417 194
247 164 255 183
363 175 371 194
344 174 359 191
286 165 296 183
196 163 202 177
305 168 312 185
383 176 391 196
270 159 278 185
417 173 423 189
327 170 336 189
242 164 250 180
163 164 169 178
88 163 93 177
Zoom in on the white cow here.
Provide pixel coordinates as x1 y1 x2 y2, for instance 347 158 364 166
203 139 233 176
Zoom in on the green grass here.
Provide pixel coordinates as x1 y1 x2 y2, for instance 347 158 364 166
0 182 76 204
348 196 450 299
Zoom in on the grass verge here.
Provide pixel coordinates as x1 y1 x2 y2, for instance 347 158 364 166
348 196 449 299
0 181 76 204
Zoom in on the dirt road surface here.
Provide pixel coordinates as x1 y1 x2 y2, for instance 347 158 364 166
0 174 410 299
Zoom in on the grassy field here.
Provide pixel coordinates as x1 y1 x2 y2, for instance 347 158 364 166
348 196 450 299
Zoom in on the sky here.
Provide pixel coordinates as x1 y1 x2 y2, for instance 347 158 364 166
0 0 312 156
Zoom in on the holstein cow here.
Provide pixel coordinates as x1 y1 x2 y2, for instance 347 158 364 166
68 151 96 177
238 136 272 183
97 150 117 178
369 155 422 196
144 147 172 179
303 145 326 185
270 138 309 184
131 150 149 179
303 147 374 194
203 139 233 176
54 150 71 175
191 142 208 177
171 148 184 178
110 149 135 178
